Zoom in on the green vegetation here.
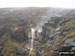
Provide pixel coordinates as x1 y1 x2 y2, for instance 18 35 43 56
1 41 19 56
0 33 19 56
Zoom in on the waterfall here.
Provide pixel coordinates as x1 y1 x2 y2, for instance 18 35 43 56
31 28 36 50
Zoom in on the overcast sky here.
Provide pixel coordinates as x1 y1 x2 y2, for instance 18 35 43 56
0 0 75 9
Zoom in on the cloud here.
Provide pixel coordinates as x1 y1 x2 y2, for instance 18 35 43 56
0 0 75 9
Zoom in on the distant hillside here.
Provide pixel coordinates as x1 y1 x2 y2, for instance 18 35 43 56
0 8 74 25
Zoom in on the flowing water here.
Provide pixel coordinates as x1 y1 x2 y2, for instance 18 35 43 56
28 28 36 56
31 28 35 50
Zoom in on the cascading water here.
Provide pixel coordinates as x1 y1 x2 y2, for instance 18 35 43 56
31 28 35 50
28 28 36 56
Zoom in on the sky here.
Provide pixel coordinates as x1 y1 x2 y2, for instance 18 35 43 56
0 0 75 9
